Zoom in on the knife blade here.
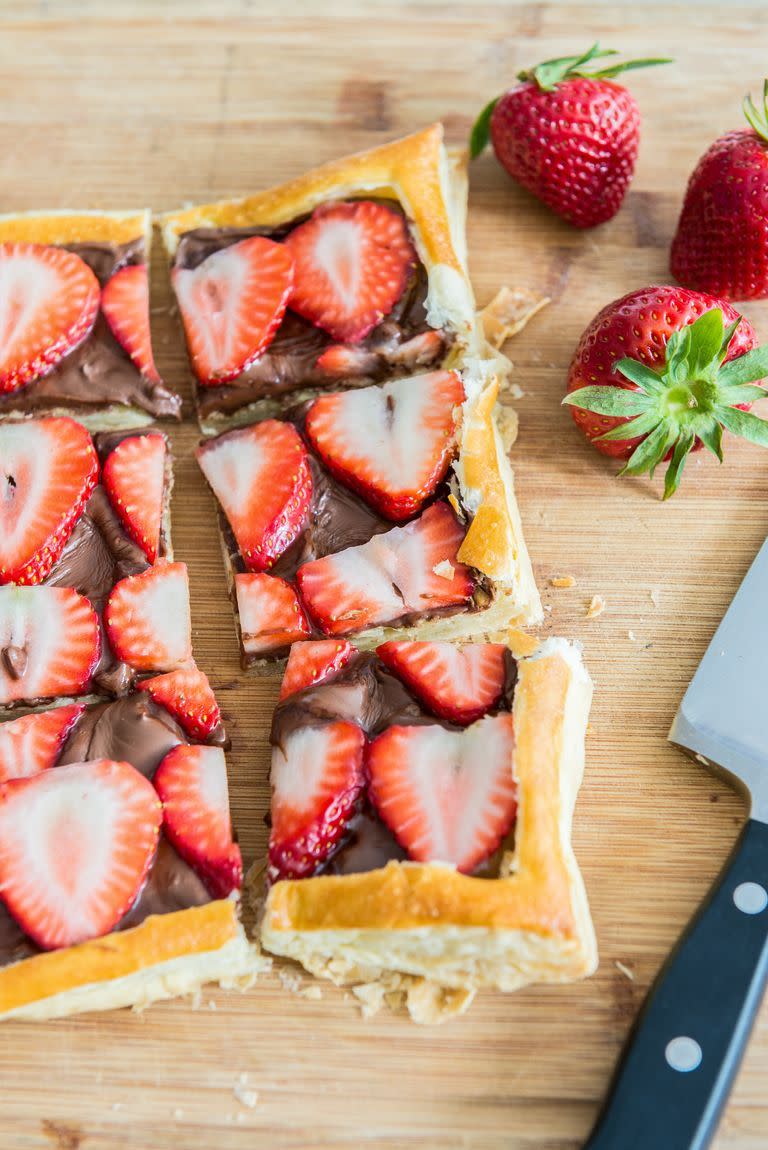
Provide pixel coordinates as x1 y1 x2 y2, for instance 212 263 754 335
583 536 768 1150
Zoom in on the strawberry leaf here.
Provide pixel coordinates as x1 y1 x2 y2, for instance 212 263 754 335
595 410 661 443
743 79 768 144
718 345 768 386
614 358 666 394
620 419 678 479
716 383 768 406
663 431 695 500
695 418 724 462
563 386 654 416
470 98 499 159
716 405 768 447
684 308 725 377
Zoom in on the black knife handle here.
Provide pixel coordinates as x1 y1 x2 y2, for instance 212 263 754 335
584 817 768 1150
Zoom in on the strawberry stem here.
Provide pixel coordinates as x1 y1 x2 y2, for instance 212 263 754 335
563 308 768 498
743 79 768 143
517 42 673 92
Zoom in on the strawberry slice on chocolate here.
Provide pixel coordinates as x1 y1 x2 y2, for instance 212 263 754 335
296 501 474 637
284 200 416 343
105 561 192 672
172 236 294 385
280 640 354 700
235 573 310 658
102 432 167 564
0 242 100 393
197 421 311 572
268 719 366 881
154 744 241 898
0 758 161 949
0 704 85 782
377 640 508 726
367 713 517 873
305 370 465 520
0 586 100 705
0 417 98 585
139 662 222 743
101 264 161 384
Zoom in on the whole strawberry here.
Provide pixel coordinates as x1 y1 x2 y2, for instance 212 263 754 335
470 44 671 228
563 285 768 498
671 82 768 299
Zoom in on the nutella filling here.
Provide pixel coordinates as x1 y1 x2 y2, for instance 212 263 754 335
0 239 181 419
174 208 452 420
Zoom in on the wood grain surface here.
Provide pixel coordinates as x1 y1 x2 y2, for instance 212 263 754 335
1 2 767 1147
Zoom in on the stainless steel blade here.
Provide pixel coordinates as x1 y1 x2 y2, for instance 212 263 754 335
669 535 768 822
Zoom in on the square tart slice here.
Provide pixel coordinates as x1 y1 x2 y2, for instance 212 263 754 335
0 210 180 429
196 368 542 668
258 635 597 1022
161 123 494 435
0 692 259 1020
0 417 222 722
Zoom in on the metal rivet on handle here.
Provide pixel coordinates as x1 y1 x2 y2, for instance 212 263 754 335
665 1037 703 1073
733 882 768 915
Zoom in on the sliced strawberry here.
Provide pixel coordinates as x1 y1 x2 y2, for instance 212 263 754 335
101 264 161 383
102 432 167 564
172 237 294 385
0 417 98 585
0 586 100 704
0 758 161 949
305 370 464 520
154 744 241 898
367 713 517 873
296 501 473 637
139 661 222 742
284 200 416 343
377 641 508 726
235 573 310 658
197 422 311 572
388 329 446 368
268 719 366 881
104 561 191 672
0 243 100 393
314 343 379 378
280 640 354 700
0 704 85 783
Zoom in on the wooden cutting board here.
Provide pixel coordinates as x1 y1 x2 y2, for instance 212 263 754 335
1 2 766 1147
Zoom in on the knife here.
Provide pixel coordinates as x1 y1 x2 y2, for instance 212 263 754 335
583 536 768 1150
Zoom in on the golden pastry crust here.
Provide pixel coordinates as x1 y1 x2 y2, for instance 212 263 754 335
0 900 262 1020
0 209 150 248
259 639 597 999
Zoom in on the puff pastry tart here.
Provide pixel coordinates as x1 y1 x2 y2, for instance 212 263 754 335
0 211 180 428
196 366 541 665
161 124 505 435
0 694 259 1019
0 418 222 722
257 635 597 1021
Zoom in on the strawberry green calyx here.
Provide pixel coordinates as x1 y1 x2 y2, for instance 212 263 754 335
564 308 768 499
517 42 672 93
743 79 768 143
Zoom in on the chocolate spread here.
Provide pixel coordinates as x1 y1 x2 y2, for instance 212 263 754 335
0 239 181 420
271 650 518 878
174 213 451 421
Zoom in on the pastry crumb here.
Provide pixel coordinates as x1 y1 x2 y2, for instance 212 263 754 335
586 595 606 618
111 1103 122 1112
277 968 303 993
479 285 550 348
433 559 455 581
615 960 635 982
208 1000 217 1010
509 382 525 400
628 629 637 641
550 575 576 589
234 1086 259 1109
649 587 661 607
544 604 553 614
300 984 323 1000
586 724 594 736
173 1109 184 1120
507 628 540 657
495 406 519 451
352 982 387 1019
447 492 465 520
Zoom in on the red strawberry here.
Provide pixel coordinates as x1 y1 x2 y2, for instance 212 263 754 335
0 703 85 782
0 758 161 949
234 573 310 658
280 640 354 700
154 744 241 898
101 264 161 383
377 641 507 726
388 329 446 369
0 586 100 704
196 422 311 572
471 44 670 228
297 501 473 637
268 719 366 881
172 236 294 385
0 417 98 585
671 85 768 300
314 343 379 378
102 432 167 564
139 662 222 742
105 561 191 672
367 713 517 873
0 242 100 393
284 200 416 342
305 370 465 520
564 286 768 498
